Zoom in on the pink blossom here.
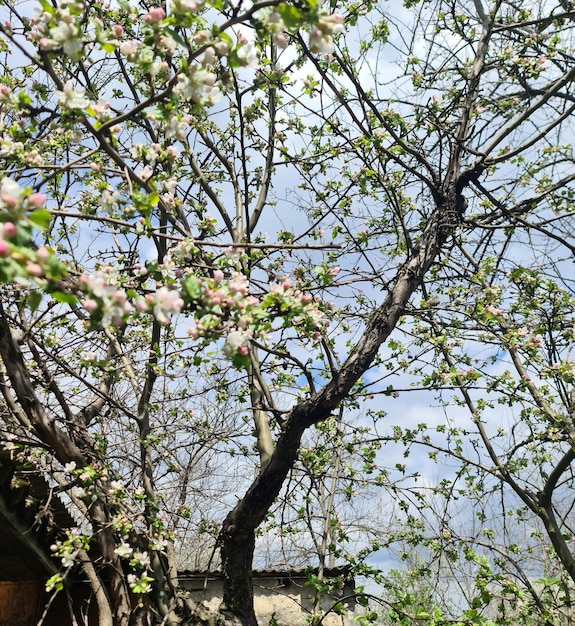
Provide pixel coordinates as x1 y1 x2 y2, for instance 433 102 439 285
224 330 250 356
3 222 16 238
37 246 50 262
485 305 503 317
153 287 185 323
145 7 165 23
27 193 46 207
275 34 288 49
119 40 139 60
26 262 44 277
0 240 8 256
83 299 99 313
1 194 17 208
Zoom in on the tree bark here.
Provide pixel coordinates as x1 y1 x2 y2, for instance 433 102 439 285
219 526 257 626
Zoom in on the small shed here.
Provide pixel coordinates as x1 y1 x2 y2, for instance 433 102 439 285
180 567 357 626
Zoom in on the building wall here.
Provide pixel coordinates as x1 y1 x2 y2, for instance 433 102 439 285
0 581 43 626
182 573 356 626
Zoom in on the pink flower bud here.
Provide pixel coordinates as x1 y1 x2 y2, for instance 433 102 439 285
3 222 16 238
26 262 44 277
0 240 8 256
28 193 47 208
37 246 50 262
144 7 165 23
1 194 18 208
275 34 288 49
83 299 98 312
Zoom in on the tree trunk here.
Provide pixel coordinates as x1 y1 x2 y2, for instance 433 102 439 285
219 525 257 626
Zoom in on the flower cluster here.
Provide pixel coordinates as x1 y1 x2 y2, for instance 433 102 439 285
0 177 44 214
80 268 134 327
77 235 328 366
29 0 84 60
80 267 185 327
0 178 64 283
1 181 327 363
50 529 89 569
114 540 156 595
175 66 220 106
308 10 345 55
259 8 344 55
181 267 327 364
55 80 91 110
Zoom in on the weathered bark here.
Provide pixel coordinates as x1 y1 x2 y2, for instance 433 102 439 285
219 526 257 625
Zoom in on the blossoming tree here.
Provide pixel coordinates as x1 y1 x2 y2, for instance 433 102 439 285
2 0 575 624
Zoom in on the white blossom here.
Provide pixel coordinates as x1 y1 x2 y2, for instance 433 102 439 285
153 287 185 324
48 20 82 58
55 81 90 110
223 329 250 356
114 542 133 558
0 177 24 208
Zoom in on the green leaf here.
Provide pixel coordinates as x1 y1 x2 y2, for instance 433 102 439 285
51 291 78 306
148 192 160 206
100 42 116 54
278 3 303 29
183 275 201 300
27 290 43 312
29 208 52 230
232 352 250 369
